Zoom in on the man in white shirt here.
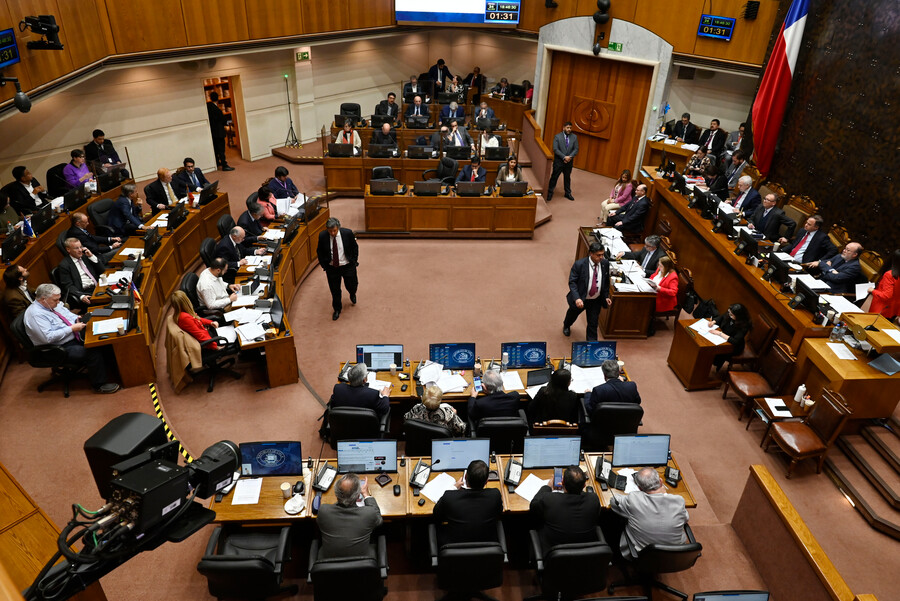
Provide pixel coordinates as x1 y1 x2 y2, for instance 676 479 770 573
316 217 359 321
197 258 238 311
563 241 612 341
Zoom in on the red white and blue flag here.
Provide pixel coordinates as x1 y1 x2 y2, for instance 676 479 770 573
751 0 809 177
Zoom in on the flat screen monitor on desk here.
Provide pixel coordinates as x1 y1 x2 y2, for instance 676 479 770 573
688 186 705 209
97 164 126 192
167 201 189 231
64 186 87 211
239 441 304 476
789 277 823 316
269 293 285 331
356 344 403 371
735 227 761 259
484 145 510 161
455 181 485 197
414 181 442 196
445 146 471 160
367 143 395 158
334 114 360 128
571 341 617 367
693 592 769 601
370 179 401 195
328 143 355 158
475 117 500 130
431 438 491 471
499 181 527 197
30 202 56 235
501 341 547 368
407 145 433 159
701 189 719 220
523 436 581 469
337 440 398 473
143 225 162 260
430 342 476 369
612 434 670 467
1 227 27 262
369 114 394 129
715 206 740 238
198 180 219 206
405 115 430 129
764 252 793 287
282 213 301 244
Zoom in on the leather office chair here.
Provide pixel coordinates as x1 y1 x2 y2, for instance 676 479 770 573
46 163 70 198
217 214 235 239
9 312 88 398
468 409 529 454
727 312 777 372
165 313 241 393
580 401 644 451
180 272 224 323
340 102 361 117
327 406 390 449
428 521 507 601
763 388 851 478
402 418 453 457
245 191 259 209
199 237 217 268
86 197 117 238
307 535 388 601
50 266 82 310
722 340 795 419
371 166 394 181
608 524 702 601
423 156 459 186
197 524 297 601
526 527 613 601
56 230 69 256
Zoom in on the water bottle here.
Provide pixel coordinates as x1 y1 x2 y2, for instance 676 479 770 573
501 352 509 372
794 384 806 404
829 323 841 342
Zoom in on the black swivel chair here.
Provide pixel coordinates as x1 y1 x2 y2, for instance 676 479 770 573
245 191 259 209
50 266 82 309
526 527 614 601
469 409 529 454
199 237 217 268
56 230 69 255
197 524 297 601
308 535 388 601
86 197 117 238
340 102 363 126
217 214 236 239
608 524 702 601
9 312 88 398
428 521 508 601
402 418 453 457
46 163 70 198
580 400 644 452
371 166 394 181
327 406 390 449
180 272 225 323
423 156 459 186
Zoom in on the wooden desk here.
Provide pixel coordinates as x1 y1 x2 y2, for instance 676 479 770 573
496 455 591 513
747 395 808 445
842 313 900 354
83 307 154 388
642 139 696 172
583 452 697 509
787 338 900 419
407 459 506 516
312 460 410 519
667 319 733 391
211 473 314 524
484 96 527 130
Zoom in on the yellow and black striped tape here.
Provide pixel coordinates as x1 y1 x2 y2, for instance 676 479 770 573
149 383 194 463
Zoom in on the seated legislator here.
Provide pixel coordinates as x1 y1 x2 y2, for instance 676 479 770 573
24 283 119 393
2 265 34 322
647 255 679 312
405 96 430 119
403 75 424 98
255 186 278 226
669 112 699 144
107 183 144 237
268 166 300 199
446 75 465 97
467 370 520 422
608 184 650 232
0 190 20 227
747 193 795 242
317 473 383 559
696 118 725 159
145 168 178 214
491 77 510 98
494 154 524 187
237 202 266 246
529 466 602 549
215 226 266 284
729 175 761 217
808 242 863 294
474 101 495 121
585 360 641 415
600 169 634 223
67 212 122 265
63 149 94 190
869 250 900 319
709 303 752 370
5 166 48 215
171 290 219 350
430 126 450 150
456 157 485 183
370 123 398 147
616 235 663 278
479 128 500 156
607 467 688 560
686 147 711 177
704 164 729 201
58 237 104 312
404 385 465 436
439 101 465 126
433 460 503 546
171 157 210 197
428 58 452 91
446 120 474 151
527 368 580 424
83 129 127 178
725 149 748 189
197 258 238 312
334 119 362 154
374 92 400 123
725 122 745 160
329 362 390 416
778 214 835 264
463 67 487 100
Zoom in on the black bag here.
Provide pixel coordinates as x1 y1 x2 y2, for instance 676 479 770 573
692 298 719 320
682 289 699 314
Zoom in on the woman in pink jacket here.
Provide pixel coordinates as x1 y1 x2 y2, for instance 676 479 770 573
600 169 634 223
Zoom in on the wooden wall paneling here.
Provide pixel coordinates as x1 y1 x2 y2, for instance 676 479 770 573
517 0 580 33
181 0 248 46
346 0 393 30
632 0 706 54
246 0 304 39
301 0 349 34
6 0 74 87
691 0 779 64
103 0 187 54
56 0 113 67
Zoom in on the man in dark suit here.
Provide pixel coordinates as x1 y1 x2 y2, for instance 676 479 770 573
464 67 487 102
5 166 48 215
371 123 398 147
670 112 699 144
563 241 611 341
374 92 400 123
491 78 510 98
317 473 383 559
403 76 424 98
171 157 210 197
724 150 748 189
268 166 300 199
430 126 450 150
329 362 390 416
810 242 863 294
729 175 761 216
67 212 122 265
585 360 641 415
107 184 144 237
779 214 836 264
474 102 495 121
58 237 104 312
83 129 129 178
468 370 521 422
609 184 650 232
547 122 579 201
144 168 178 214
456 157 486 183
617 235 664 277
405 96 430 118
316 217 359 321
446 120 474 150
237 203 265 246
696 119 725 158
215 226 265 284
748 193 795 242
433 460 503 546
427 58 452 91
529 466 603 550
207 92 234 171
439 101 465 125
1 264 34 322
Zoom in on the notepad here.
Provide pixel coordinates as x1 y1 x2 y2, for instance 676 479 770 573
826 342 856 360
514 473 550 502
92 318 126 335
231 478 262 505
763 397 793 418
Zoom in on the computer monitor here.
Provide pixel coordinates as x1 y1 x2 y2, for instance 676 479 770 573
142 225 162 260
239 441 304 477
29 202 56 235
367 143 395 158
735 228 761 259
334 114 359 127
669 171 688 195
715 206 740 238
501 341 547 369
370 179 401 195
445 146 470 160
97 164 126 192
0 28 21 70
764 252 793 287
522 436 581 469
270 293 284 332
198 180 219 206
302 194 320 224
414 180 442 196
328 143 354 157
429 342 476 369
508 83 525 100
701 190 720 220
356 344 403 371
693 591 769 601
1 227 27 262
571 341 617 367
167 201 189 231
475 117 501 130
431 438 491 471
499 181 528 197
789 276 823 316
455 181 484 197
405 115 430 129
484 145 510 161
63 186 87 212
369 114 394 129
282 213 301 244
407 145 433 159
336 440 398 473
612 434 671 467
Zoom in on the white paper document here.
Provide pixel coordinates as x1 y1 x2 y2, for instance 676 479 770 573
106 270 133 283
231 478 263 505
231 295 259 308
216 325 237 344
525 384 545 399
855 283 871 302
421 472 457 503
261 229 285 240
365 372 392 391
416 361 444 385
615 283 640 293
501 371 525 391
92 318 126 335
118 247 143 257
763 397 794 418
663 138 677 145
594 226 622 239
223 307 263 324
514 473 550 502
236 323 266 343
699 330 728 345
826 342 856 360
773 252 797 263
883 329 900 344
689 319 714 333
436 372 469 394
792 273 830 291
819 294 863 317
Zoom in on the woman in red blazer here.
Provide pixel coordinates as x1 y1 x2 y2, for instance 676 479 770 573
172 290 218 350
648 255 679 313
869 250 900 319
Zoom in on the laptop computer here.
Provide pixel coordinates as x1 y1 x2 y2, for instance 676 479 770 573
526 367 553 387
499 181 528 197
414 180 442 196
370 179 401 195
328 143 354 157
455 181 484 197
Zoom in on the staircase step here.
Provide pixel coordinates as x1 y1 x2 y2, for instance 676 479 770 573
838 435 900 509
862 424 900 474
825 453 900 541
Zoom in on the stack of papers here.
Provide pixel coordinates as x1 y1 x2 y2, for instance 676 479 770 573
435 372 469 393
791 273 830 291
216 325 237 343
92 318 126 335
245 255 272 267
568 364 607 393
117 247 143 258
223 307 264 324
231 479 262 505
106 270 133 283
501 371 525 391
236 322 266 343
148 217 168 228
681 143 699 151
819 294 863 317
689 319 727 345
763 397 793 418
416 361 443 385
513 474 549 502
365 372 392 391
261 229 285 240
614 283 641 293
231 295 261 308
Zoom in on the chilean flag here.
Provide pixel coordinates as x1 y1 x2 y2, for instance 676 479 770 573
751 0 809 177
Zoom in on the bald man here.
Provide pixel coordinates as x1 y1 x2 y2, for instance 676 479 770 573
145 167 178 215
810 242 863 294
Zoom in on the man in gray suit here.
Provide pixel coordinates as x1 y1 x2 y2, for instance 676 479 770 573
547 122 578 201
317 473 383 558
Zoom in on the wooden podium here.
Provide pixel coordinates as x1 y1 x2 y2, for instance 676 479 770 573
667 319 733 391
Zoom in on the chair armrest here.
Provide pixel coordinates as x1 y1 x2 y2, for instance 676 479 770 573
580 395 591 425
200 336 228 348
684 523 696 544
468 417 478 437
379 408 390 436
422 169 438 180
275 525 291 566
528 529 544 572
496 521 508 563
517 409 530 435
427 523 439 568
204 525 222 556
307 539 319 583
440 176 456 187
376 534 388 579
95 225 116 238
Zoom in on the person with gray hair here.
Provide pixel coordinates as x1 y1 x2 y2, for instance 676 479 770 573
23 283 119 394
328 361 390 416
316 217 359 320
616 234 664 277
214 225 265 284
107 182 144 237
729 174 761 217
316 473 383 558
467 368 521 422
585 359 640 415
57 237 104 312
404 385 466 435
606 466 688 559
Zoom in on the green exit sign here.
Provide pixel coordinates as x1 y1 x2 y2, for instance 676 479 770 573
296 51 310 61
608 42 623 52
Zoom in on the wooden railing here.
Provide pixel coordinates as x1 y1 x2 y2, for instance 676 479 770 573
522 110 552 194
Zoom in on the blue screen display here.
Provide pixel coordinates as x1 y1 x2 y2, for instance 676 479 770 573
0 28 20 70
501 341 547 368
571 341 617 367
239 441 304 476
430 343 476 369
396 1 520 26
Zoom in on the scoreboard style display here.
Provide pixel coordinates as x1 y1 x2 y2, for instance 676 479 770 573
697 14 736 41
0 28 21 69
396 0 520 26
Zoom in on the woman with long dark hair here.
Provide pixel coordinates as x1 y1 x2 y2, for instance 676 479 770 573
710 303 752 370
527 368 580 424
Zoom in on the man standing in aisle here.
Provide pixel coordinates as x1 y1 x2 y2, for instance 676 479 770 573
547 122 578 201
317 217 359 321
563 242 611 341
207 92 234 171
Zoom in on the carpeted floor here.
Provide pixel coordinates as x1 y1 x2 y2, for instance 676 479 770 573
1 154 896 601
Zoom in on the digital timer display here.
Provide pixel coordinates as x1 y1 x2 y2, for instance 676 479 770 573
697 14 736 42
485 1 520 23
396 0 520 26
0 27 21 70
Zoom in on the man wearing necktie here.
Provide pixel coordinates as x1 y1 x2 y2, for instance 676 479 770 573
616 235 663 278
808 242 864 294
778 214 836 264
23 283 119 393
456 157 486 183
747 193 795 242
729 175 761 217
57 238 105 313
172 157 210 197
548 122 579 201
697 119 725 158
316 218 360 321
563 242 612 341
405 96 430 120
428 58 451 90
448 120 474 152
145 168 179 215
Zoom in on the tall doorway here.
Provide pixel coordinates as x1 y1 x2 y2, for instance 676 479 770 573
203 75 247 167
